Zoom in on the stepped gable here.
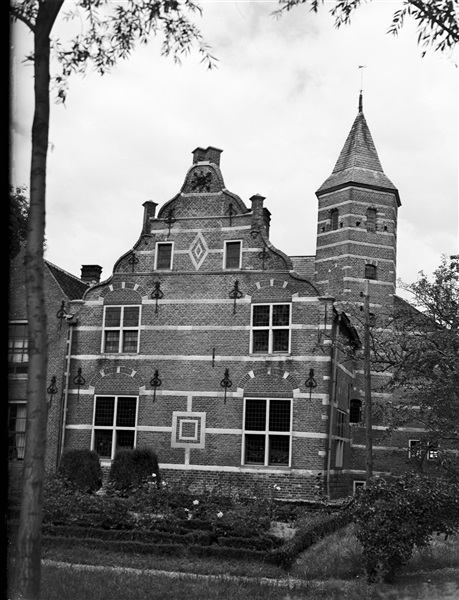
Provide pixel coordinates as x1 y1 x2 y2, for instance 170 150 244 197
317 93 400 205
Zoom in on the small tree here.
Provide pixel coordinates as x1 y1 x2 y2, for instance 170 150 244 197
10 2 215 597
58 449 103 492
9 185 29 260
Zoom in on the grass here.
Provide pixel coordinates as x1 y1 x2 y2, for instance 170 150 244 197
7 525 459 600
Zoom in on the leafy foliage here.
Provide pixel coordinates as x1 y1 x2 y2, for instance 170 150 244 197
108 447 161 490
273 0 458 58
350 473 459 582
9 185 29 260
58 449 103 492
10 0 217 103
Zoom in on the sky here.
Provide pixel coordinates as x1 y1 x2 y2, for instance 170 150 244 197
10 1 458 296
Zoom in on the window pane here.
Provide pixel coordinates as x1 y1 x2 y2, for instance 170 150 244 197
123 307 139 327
269 400 290 432
94 430 113 458
349 400 362 424
252 305 270 327
94 397 115 426
245 434 265 464
8 404 26 460
157 244 172 269
116 397 137 427
8 324 29 370
273 329 289 352
245 399 266 431
122 331 138 353
105 307 121 327
365 264 377 280
272 305 290 326
268 435 289 465
116 430 135 450
225 242 241 269
104 331 120 353
252 330 269 353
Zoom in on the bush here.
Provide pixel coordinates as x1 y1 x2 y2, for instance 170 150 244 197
270 509 351 569
109 448 161 490
350 473 459 583
58 449 102 492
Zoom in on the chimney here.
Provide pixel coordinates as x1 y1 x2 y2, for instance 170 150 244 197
81 265 102 284
250 194 270 236
142 200 158 233
192 146 223 166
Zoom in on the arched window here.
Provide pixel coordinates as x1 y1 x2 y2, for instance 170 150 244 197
330 208 339 231
349 399 362 424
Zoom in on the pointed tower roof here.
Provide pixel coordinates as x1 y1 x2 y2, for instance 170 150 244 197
317 93 400 205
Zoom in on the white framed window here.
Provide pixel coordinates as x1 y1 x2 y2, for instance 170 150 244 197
8 322 28 374
92 395 138 459
409 439 439 460
224 240 242 269
155 242 174 270
242 398 292 467
8 402 26 460
102 305 140 354
250 303 291 354
335 410 347 468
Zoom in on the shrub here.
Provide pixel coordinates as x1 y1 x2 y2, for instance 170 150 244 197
109 448 161 490
58 449 102 492
270 509 351 569
350 473 459 583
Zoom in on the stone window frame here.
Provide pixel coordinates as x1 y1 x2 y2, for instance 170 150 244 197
155 241 174 271
91 395 138 460
223 239 242 270
242 397 293 468
101 305 141 354
250 302 292 355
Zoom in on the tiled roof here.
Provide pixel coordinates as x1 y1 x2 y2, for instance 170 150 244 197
45 261 89 300
317 110 400 204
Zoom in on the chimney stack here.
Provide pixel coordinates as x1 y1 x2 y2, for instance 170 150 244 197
81 265 102 284
192 146 223 166
142 200 158 233
250 194 271 236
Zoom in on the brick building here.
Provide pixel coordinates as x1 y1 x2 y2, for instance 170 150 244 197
9 96 431 499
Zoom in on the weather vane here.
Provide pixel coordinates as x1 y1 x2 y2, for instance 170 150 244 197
358 65 367 112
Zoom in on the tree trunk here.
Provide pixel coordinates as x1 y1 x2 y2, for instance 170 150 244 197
15 2 64 597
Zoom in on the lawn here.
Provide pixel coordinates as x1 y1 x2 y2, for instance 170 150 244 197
7 525 459 600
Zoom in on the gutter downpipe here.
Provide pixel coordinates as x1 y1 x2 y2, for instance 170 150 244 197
56 321 74 466
326 312 341 498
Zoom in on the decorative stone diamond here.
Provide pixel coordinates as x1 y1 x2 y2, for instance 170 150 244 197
189 232 209 270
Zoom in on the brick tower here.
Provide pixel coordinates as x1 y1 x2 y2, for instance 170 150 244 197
314 93 401 314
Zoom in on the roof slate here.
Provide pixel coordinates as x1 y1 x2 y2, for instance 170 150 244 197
45 261 89 300
317 110 399 201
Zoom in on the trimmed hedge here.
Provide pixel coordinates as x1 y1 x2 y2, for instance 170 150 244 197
270 510 352 569
109 448 160 489
58 449 102 492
